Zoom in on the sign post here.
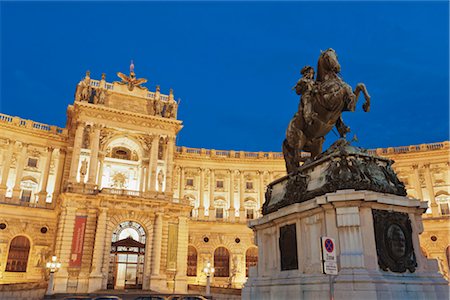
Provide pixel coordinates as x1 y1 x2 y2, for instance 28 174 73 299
321 237 338 300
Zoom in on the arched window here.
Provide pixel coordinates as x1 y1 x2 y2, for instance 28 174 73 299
246 247 258 277
6 236 30 272
214 247 230 277
187 246 197 276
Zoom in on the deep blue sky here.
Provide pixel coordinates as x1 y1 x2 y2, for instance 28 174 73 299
1 2 448 152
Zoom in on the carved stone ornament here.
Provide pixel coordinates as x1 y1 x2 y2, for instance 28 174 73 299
372 209 417 273
262 139 407 215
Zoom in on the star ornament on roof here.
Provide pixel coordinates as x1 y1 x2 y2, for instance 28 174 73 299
117 60 148 91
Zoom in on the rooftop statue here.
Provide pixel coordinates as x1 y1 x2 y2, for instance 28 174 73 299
117 60 148 91
283 48 371 173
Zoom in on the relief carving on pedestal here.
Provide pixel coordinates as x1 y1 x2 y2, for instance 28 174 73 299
372 209 417 273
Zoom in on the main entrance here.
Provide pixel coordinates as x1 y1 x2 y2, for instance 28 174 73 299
107 221 146 289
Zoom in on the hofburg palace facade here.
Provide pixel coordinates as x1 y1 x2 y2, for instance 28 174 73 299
0 69 449 295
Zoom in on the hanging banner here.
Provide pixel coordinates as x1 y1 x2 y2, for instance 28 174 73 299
69 216 87 267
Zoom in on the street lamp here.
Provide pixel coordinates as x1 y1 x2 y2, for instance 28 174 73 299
203 261 215 296
45 255 61 295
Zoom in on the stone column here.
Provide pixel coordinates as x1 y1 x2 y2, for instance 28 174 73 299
209 169 215 220
165 136 175 193
139 165 145 192
151 212 163 276
424 164 438 216
0 140 14 196
175 216 188 293
38 146 54 205
239 171 246 222
412 164 424 200
87 125 101 185
96 153 105 189
228 169 235 221
69 122 85 182
88 207 108 292
149 136 159 192
198 168 205 218
179 167 185 200
259 171 265 213
54 206 77 293
12 143 28 199
53 149 66 200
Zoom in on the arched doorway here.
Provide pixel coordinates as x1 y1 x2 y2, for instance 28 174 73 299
214 247 230 277
6 236 30 272
107 221 146 290
245 247 258 277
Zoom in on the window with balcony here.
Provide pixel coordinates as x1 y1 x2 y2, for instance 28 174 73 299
216 207 224 219
20 190 32 202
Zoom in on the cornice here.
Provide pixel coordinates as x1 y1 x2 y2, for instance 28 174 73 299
75 102 182 129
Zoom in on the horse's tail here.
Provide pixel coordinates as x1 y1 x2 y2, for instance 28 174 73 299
282 139 296 173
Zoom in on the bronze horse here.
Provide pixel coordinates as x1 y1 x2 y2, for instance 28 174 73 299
283 49 371 173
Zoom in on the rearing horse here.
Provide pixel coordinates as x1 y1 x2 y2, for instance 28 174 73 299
283 49 371 173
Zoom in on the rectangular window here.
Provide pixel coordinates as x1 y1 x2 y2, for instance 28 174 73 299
216 180 224 188
216 208 224 219
21 190 32 202
27 158 38 168
246 209 254 220
246 182 253 190
186 178 194 187
440 203 450 215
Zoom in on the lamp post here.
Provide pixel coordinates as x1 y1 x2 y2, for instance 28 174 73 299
203 261 215 297
46 255 61 296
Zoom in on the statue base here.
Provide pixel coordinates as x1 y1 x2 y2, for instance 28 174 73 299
243 141 448 299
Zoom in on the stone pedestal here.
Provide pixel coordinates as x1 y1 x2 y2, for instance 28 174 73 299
243 141 449 300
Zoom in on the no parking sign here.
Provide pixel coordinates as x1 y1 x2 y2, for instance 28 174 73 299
321 236 338 275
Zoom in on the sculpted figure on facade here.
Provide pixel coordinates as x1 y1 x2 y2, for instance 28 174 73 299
79 159 88 177
158 170 164 191
76 71 92 102
116 61 148 91
283 49 371 173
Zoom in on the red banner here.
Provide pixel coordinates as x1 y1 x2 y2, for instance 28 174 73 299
69 216 87 267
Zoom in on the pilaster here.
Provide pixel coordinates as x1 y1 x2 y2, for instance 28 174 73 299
88 207 108 292
336 206 365 268
87 124 101 185
149 136 159 192
69 122 85 182
0 140 14 197
38 146 54 205
239 170 246 221
209 169 215 220
228 169 235 221
198 168 205 218
423 164 438 216
12 142 28 199
54 206 77 293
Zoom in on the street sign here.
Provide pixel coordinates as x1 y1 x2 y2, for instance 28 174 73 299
323 261 338 275
321 236 338 276
321 237 336 262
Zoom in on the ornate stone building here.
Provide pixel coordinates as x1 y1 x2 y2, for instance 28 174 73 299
0 69 448 294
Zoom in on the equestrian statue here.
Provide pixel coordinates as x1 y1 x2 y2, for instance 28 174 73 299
283 48 371 173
